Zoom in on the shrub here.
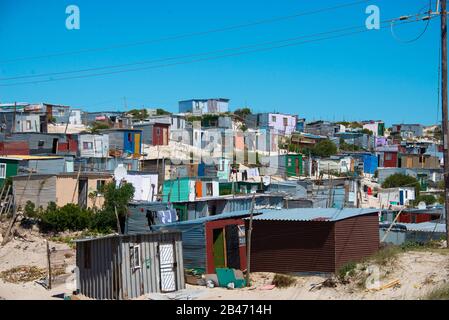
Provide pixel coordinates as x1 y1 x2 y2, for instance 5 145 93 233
40 203 93 232
89 209 116 233
337 261 357 281
24 201 37 218
272 274 296 288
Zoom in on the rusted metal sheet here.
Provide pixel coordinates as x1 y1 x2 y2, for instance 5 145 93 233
248 220 336 274
334 213 379 270
0 141 29 155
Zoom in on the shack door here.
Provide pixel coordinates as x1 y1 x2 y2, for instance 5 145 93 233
78 179 88 209
134 133 141 155
159 243 177 292
163 127 168 145
213 228 226 269
225 225 241 270
399 190 405 205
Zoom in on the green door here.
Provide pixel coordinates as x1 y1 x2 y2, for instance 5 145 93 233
213 228 226 269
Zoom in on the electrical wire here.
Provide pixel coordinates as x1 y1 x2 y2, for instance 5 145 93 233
0 0 372 64
390 0 433 43
0 18 434 87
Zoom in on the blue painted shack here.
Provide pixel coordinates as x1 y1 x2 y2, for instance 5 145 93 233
102 129 142 156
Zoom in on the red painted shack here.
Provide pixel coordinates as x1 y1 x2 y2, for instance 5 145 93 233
397 208 442 224
247 208 379 274
152 123 170 146
57 134 78 154
0 141 29 156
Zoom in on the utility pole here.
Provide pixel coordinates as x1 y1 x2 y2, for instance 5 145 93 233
441 0 449 246
245 194 256 287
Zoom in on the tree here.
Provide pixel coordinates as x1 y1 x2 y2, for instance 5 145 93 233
234 108 252 118
127 109 149 121
413 194 437 206
312 140 337 157
156 108 171 115
381 173 420 195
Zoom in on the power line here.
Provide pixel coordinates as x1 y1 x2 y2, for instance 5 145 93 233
0 18 433 87
0 21 386 81
0 0 371 64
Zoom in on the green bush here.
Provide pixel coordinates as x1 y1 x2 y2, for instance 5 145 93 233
40 203 93 232
337 261 357 281
89 209 116 233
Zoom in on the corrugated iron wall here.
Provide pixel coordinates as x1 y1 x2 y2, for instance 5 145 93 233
76 232 184 300
334 214 379 270
152 222 206 272
248 220 336 274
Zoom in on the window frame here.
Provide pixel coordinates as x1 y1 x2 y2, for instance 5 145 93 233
130 245 141 270
0 163 7 179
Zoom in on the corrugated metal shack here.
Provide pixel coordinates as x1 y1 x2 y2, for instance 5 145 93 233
380 221 447 245
75 231 185 300
247 208 379 274
151 211 257 274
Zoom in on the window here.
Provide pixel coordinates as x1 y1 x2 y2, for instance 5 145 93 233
0 163 6 179
288 158 292 166
130 245 141 270
385 153 392 161
156 127 161 136
206 183 213 196
83 142 93 150
128 133 132 142
96 180 106 191
26 120 32 130
283 117 288 127
271 116 276 122
38 140 45 147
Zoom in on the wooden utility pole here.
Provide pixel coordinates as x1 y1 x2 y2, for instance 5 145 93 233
46 240 52 290
442 0 449 246
245 194 256 287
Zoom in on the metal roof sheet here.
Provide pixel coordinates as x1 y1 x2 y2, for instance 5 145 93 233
400 222 447 233
249 208 380 222
153 210 261 228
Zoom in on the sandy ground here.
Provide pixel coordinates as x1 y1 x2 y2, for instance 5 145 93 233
185 251 449 300
1 223 448 300
0 224 75 300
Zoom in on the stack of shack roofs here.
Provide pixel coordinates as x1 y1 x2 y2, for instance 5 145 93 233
75 231 185 300
246 208 379 274
149 211 255 274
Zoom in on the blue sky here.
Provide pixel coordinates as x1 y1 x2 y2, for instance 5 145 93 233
0 0 441 125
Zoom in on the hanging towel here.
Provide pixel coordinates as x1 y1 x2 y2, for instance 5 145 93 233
157 210 166 224
170 209 178 221
164 210 173 223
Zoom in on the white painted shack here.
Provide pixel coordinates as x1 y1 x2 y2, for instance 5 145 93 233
78 134 109 158
123 173 159 202
74 231 185 300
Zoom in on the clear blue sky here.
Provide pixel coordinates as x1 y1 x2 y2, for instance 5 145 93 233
0 0 442 125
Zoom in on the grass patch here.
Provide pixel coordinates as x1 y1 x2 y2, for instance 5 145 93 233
337 261 357 281
272 274 296 288
0 266 46 283
425 284 449 300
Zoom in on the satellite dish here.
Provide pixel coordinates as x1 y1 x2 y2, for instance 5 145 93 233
262 176 271 186
114 164 128 186
417 201 426 210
